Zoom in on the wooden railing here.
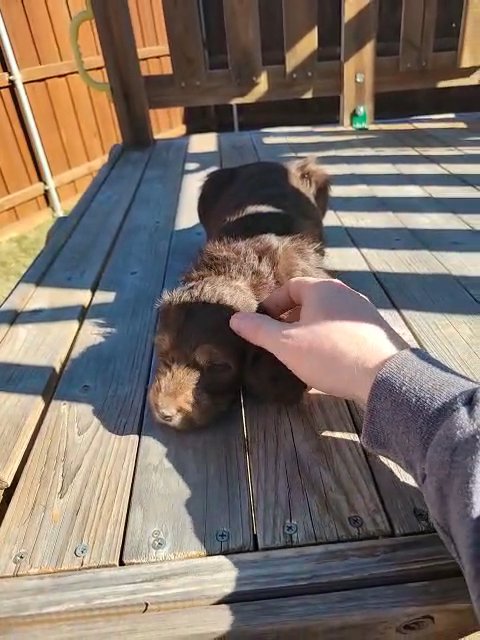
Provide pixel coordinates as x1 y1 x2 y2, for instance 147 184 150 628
88 0 480 145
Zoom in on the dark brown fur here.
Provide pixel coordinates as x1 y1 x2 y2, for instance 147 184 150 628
198 157 330 242
150 160 331 429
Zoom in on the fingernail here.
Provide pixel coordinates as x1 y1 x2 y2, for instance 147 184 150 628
230 313 247 333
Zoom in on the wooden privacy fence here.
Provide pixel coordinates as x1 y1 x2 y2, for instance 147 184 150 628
86 0 480 146
0 0 183 231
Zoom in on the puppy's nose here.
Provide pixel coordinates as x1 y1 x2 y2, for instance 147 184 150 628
158 407 178 423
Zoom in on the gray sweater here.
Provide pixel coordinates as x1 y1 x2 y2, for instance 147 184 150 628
363 349 480 619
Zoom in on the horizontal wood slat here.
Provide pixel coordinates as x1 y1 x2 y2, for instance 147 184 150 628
0 183 44 214
16 45 169 84
0 535 459 624
1 578 475 639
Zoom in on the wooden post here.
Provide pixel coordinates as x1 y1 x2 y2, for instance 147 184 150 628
340 0 378 127
163 0 207 87
91 0 152 146
283 0 318 79
458 0 480 68
223 0 262 86
399 0 437 71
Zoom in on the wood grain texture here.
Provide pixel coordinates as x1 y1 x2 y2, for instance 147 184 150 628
284 126 459 535
364 126 480 302
399 0 425 71
332 176 480 380
246 396 390 548
223 0 262 85
340 0 377 126
458 0 480 67
0 535 458 623
421 0 438 69
145 62 341 108
323 215 432 536
1 578 474 639
0 148 150 491
0 145 122 345
162 0 206 86
283 0 318 78
123 133 254 564
248 129 389 547
0 140 186 576
91 0 152 145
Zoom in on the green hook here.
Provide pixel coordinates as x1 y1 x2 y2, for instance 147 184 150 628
70 0 110 95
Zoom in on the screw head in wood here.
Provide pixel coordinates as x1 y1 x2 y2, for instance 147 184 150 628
307 71 313 77
180 81 186 88
13 551 26 564
284 521 298 536
216 528 230 543
292 72 297 79
151 537 166 550
74 543 88 558
348 515 363 529
355 72 365 83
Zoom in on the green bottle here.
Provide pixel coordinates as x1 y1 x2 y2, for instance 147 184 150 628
351 105 368 130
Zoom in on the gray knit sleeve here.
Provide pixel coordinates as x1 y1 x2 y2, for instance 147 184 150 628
362 349 480 619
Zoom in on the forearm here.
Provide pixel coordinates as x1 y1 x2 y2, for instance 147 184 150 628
362 349 480 619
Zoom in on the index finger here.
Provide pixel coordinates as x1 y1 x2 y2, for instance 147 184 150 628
260 277 320 318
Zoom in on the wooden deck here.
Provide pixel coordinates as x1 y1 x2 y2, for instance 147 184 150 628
0 114 479 637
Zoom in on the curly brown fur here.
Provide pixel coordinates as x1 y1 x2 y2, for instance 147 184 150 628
197 157 330 244
150 234 329 429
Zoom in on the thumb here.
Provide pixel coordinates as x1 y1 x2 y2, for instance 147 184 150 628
230 312 285 354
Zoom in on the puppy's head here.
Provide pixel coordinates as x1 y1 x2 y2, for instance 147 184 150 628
288 157 330 219
150 277 257 430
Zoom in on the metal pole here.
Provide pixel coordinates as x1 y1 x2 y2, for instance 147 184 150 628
0 9 64 217
232 104 239 132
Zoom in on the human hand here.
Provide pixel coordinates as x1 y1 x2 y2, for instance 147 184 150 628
230 278 408 405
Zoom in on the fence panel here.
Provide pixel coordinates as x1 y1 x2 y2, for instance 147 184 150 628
0 0 184 231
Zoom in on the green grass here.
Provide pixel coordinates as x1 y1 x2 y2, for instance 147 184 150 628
0 219 54 304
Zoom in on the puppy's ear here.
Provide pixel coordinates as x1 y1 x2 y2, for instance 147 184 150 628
198 167 238 221
243 345 307 404
290 157 331 219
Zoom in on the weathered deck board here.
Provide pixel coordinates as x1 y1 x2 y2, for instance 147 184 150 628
285 127 480 379
0 148 151 491
122 133 254 564
0 145 122 345
0 535 456 623
0 140 186 575
322 213 432 535
3 578 475 640
281 129 433 536
335 198 480 381
351 128 480 302
245 131 390 548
